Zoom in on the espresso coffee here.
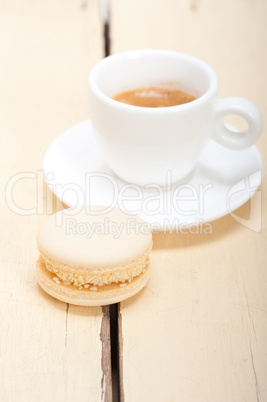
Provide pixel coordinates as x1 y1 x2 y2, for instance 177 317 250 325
112 87 196 107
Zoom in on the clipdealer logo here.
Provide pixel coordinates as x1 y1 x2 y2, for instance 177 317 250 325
4 169 262 233
227 170 262 232
5 170 212 214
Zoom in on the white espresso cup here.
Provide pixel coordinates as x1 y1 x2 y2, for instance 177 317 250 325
89 50 263 187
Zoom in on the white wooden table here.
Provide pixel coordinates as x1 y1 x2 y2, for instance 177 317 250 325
0 1 266 401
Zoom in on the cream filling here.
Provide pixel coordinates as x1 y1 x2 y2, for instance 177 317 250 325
40 250 150 287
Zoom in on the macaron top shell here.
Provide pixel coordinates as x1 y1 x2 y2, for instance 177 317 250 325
37 206 152 270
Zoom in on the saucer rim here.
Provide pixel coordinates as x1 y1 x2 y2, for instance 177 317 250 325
43 119 263 230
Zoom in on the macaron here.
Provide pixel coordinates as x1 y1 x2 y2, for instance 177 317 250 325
36 206 152 306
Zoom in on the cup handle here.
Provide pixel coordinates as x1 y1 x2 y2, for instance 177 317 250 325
213 97 263 150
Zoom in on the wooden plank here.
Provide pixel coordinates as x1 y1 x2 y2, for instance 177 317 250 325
111 0 267 401
0 1 112 401
101 306 113 402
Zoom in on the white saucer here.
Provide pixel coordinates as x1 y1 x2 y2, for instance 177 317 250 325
43 120 263 229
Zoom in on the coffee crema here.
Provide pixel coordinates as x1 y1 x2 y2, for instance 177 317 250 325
112 87 196 107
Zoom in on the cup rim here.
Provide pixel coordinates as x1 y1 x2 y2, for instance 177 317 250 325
89 49 218 112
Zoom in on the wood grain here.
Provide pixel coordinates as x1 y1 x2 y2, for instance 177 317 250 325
100 306 112 402
118 304 125 402
111 0 267 401
0 1 111 401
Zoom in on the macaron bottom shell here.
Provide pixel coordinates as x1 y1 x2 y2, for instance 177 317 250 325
36 256 150 306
